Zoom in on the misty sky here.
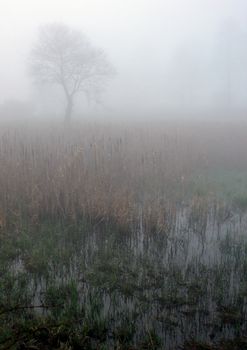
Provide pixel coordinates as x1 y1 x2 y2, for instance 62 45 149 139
1 0 247 115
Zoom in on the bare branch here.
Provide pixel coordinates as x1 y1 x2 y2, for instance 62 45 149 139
29 23 115 120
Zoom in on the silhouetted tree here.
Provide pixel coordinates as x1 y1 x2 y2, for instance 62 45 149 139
30 23 114 121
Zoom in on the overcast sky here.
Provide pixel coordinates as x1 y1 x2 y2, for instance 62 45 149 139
0 0 247 115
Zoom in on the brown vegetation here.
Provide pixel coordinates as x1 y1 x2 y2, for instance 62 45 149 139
0 118 246 231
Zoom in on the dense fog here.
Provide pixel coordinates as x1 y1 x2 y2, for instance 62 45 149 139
1 0 247 119
2 2 247 349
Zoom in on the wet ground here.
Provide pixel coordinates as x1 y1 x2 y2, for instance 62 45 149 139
1 200 247 349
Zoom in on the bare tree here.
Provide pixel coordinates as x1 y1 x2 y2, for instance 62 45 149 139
29 23 114 121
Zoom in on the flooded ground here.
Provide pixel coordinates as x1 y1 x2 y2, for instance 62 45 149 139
1 201 247 349
1 121 247 349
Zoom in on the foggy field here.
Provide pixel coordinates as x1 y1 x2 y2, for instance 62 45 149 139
1 119 247 349
1 0 247 348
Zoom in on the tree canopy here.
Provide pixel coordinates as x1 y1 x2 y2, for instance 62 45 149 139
30 23 114 120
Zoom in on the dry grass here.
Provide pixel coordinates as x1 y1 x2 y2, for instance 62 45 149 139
0 118 246 232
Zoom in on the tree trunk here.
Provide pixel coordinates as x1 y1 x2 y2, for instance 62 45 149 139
65 96 73 122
